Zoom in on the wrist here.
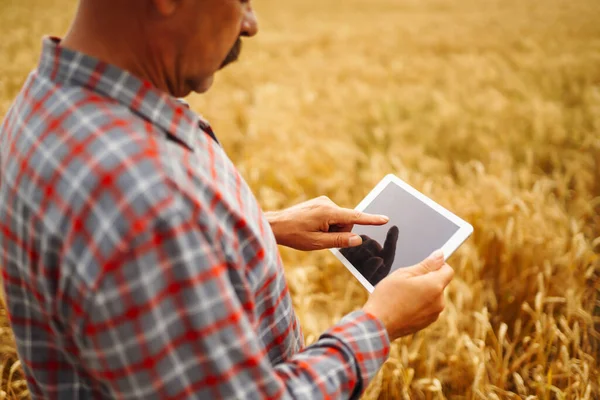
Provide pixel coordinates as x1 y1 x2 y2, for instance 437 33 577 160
265 210 286 245
362 306 391 341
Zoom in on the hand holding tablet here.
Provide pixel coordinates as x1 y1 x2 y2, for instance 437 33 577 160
362 250 455 340
331 174 473 292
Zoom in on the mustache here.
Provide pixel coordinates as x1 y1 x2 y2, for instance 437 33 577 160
220 38 242 69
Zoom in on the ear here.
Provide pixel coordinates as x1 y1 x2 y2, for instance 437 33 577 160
152 0 180 17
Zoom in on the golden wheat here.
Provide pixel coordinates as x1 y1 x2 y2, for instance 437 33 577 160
1 0 599 398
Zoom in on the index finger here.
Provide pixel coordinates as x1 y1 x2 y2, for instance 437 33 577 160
333 208 389 226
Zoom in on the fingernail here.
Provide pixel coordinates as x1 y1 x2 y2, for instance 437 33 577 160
428 249 444 262
378 215 390 223
349 235 362 247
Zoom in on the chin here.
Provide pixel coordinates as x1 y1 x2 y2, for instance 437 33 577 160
193 75 215 94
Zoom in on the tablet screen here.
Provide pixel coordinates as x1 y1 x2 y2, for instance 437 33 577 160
339 181 459 285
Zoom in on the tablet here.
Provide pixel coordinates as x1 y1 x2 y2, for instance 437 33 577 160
330 174 473 293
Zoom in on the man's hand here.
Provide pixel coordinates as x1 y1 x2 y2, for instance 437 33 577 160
362 250 454 342
266 196 389 251
340 227 399 285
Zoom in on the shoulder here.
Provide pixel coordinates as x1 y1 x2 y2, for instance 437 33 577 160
3 72 165 167
3 72 197 239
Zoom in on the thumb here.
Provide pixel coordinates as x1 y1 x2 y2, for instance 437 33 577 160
316 232 363 249
405 249 444 276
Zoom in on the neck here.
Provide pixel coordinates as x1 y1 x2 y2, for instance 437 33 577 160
61 1 171 94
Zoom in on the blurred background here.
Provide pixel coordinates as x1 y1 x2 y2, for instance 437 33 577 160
1 0 599 398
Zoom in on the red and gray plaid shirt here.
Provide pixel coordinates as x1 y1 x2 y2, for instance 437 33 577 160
0 37 390 399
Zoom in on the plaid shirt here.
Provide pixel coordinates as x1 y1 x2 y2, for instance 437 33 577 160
0 37 390 400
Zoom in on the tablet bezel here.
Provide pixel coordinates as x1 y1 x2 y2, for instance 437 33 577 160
329 174 473 293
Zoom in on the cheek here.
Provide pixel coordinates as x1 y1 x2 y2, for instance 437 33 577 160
193 30 236 66
211 6 244 55
184 3 244 72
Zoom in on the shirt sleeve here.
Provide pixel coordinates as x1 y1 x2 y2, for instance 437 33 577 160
74 197 390 400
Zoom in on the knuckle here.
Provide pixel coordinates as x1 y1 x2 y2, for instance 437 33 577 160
437 282 446 294
326 203 338 212
447 266 455 280
352 209 363 220
420 260 435 273
427 281 443 294
334 234 346 248
436 298 445 313
308 238 321 250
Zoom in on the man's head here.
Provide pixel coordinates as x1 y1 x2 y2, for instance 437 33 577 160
63 0 258 97
149 0 258 95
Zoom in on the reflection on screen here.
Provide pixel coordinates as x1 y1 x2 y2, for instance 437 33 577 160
340 181 459 286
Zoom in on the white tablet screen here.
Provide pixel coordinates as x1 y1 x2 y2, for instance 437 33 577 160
339 181 459 285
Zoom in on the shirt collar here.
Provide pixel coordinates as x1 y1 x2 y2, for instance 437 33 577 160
37 37 219 151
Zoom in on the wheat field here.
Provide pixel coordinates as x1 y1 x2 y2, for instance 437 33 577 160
1 0 599 398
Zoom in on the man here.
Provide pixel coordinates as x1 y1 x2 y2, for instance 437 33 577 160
0 0 454 398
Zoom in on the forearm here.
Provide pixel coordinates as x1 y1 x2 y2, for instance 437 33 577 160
275 310 390 399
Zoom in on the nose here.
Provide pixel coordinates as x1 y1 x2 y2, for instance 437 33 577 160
241 6 258 37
